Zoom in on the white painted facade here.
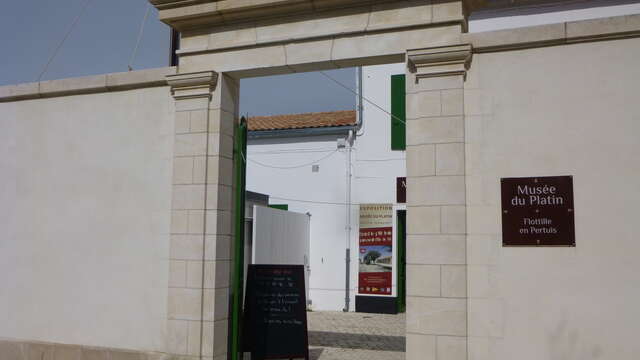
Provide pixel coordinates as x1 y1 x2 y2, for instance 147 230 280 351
246 63 407 311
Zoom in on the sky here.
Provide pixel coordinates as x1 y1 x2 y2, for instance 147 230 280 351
0 0 356 116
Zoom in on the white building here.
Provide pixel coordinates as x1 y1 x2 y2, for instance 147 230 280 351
246 63 407 311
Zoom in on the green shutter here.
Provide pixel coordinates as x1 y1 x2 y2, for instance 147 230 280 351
390 74 406 150
269 204 289 211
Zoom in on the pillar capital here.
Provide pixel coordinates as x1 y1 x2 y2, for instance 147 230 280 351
407 44 472 79
166 70 218 100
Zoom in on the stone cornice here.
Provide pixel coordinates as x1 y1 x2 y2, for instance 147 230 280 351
407 44 472 79
152 0 417 31
0 67 176 103
166 71 218 99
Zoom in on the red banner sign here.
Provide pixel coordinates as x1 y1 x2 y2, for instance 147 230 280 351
358 204 393 296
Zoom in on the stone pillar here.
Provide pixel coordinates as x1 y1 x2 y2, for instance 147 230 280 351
404 44 471 360
166 71 238 360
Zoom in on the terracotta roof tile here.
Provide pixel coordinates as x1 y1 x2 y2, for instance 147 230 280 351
248 110 356 131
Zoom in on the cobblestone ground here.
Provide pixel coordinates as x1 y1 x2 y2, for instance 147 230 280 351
306 311 406 360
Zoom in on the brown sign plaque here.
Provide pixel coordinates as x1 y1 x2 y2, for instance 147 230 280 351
397 177 406 204
501 176 575 246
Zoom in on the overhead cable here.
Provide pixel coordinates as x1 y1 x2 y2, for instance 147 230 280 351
128 2 152 71
37 0 92 81
244 149 339 169
319 70 406 125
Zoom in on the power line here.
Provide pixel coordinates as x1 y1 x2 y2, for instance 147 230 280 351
128 2 152 71
245 149 339 170
319 70 406 125
37 0 92 82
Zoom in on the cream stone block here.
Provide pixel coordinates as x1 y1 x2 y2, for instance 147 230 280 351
170 235 203 260
53 345 81 360
406 297 467 336
207 25 257 50
187 261 204 288
368 1 432 31
441 265 467 298
432 0 464 23
407 176 466 206
180 45 287 76
189 109 208 133
205 210 232 236
256 9 369 43
207 184 233 211
170 260 187 288
441 89 464 116
187 320 201 356
566 14 640 39
187 210 205 234
407 206 440 234
437 336 467 360
406 144 435 177
284 39 334 71
80 348 109 360
175 97 211 112
405 333 436 360
173 157 194 184
39 74 107 96
26 343 54 360
407 264 440 297
407 74 463 93
172 210 189 234
204 287 229 321
167 319 188 355
331 25 462 65
175 111 191 134
110 350 145 360
205 260 231 289
469 22 565 50
407 116 464 145
0 82 38 101
207 156 234 186
208 134 234 159
406 91 441 119
172 184 206 210
209 109 235 136
441 205 466 234
407 234 466 265
207 320 229 357
106 66 176 90
436 142 465 175
175 133 208 157
211 75 239 115
168 288 202 321
191 156 207 184
205 235 232 261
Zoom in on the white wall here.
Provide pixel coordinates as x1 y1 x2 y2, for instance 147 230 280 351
470 0 640 32
0 87 174 352
247 135 349 310
246 62 406 311
465 38 640 359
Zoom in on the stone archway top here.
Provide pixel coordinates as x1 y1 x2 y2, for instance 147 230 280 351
150 0 469 31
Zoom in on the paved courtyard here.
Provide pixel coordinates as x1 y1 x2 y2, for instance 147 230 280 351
306 311 406 360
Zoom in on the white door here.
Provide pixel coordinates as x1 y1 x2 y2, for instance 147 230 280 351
252 205 311 304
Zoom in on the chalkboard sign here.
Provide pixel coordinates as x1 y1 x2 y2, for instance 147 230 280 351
242 264 309 360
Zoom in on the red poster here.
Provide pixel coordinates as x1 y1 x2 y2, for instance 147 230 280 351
358 204 393 296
